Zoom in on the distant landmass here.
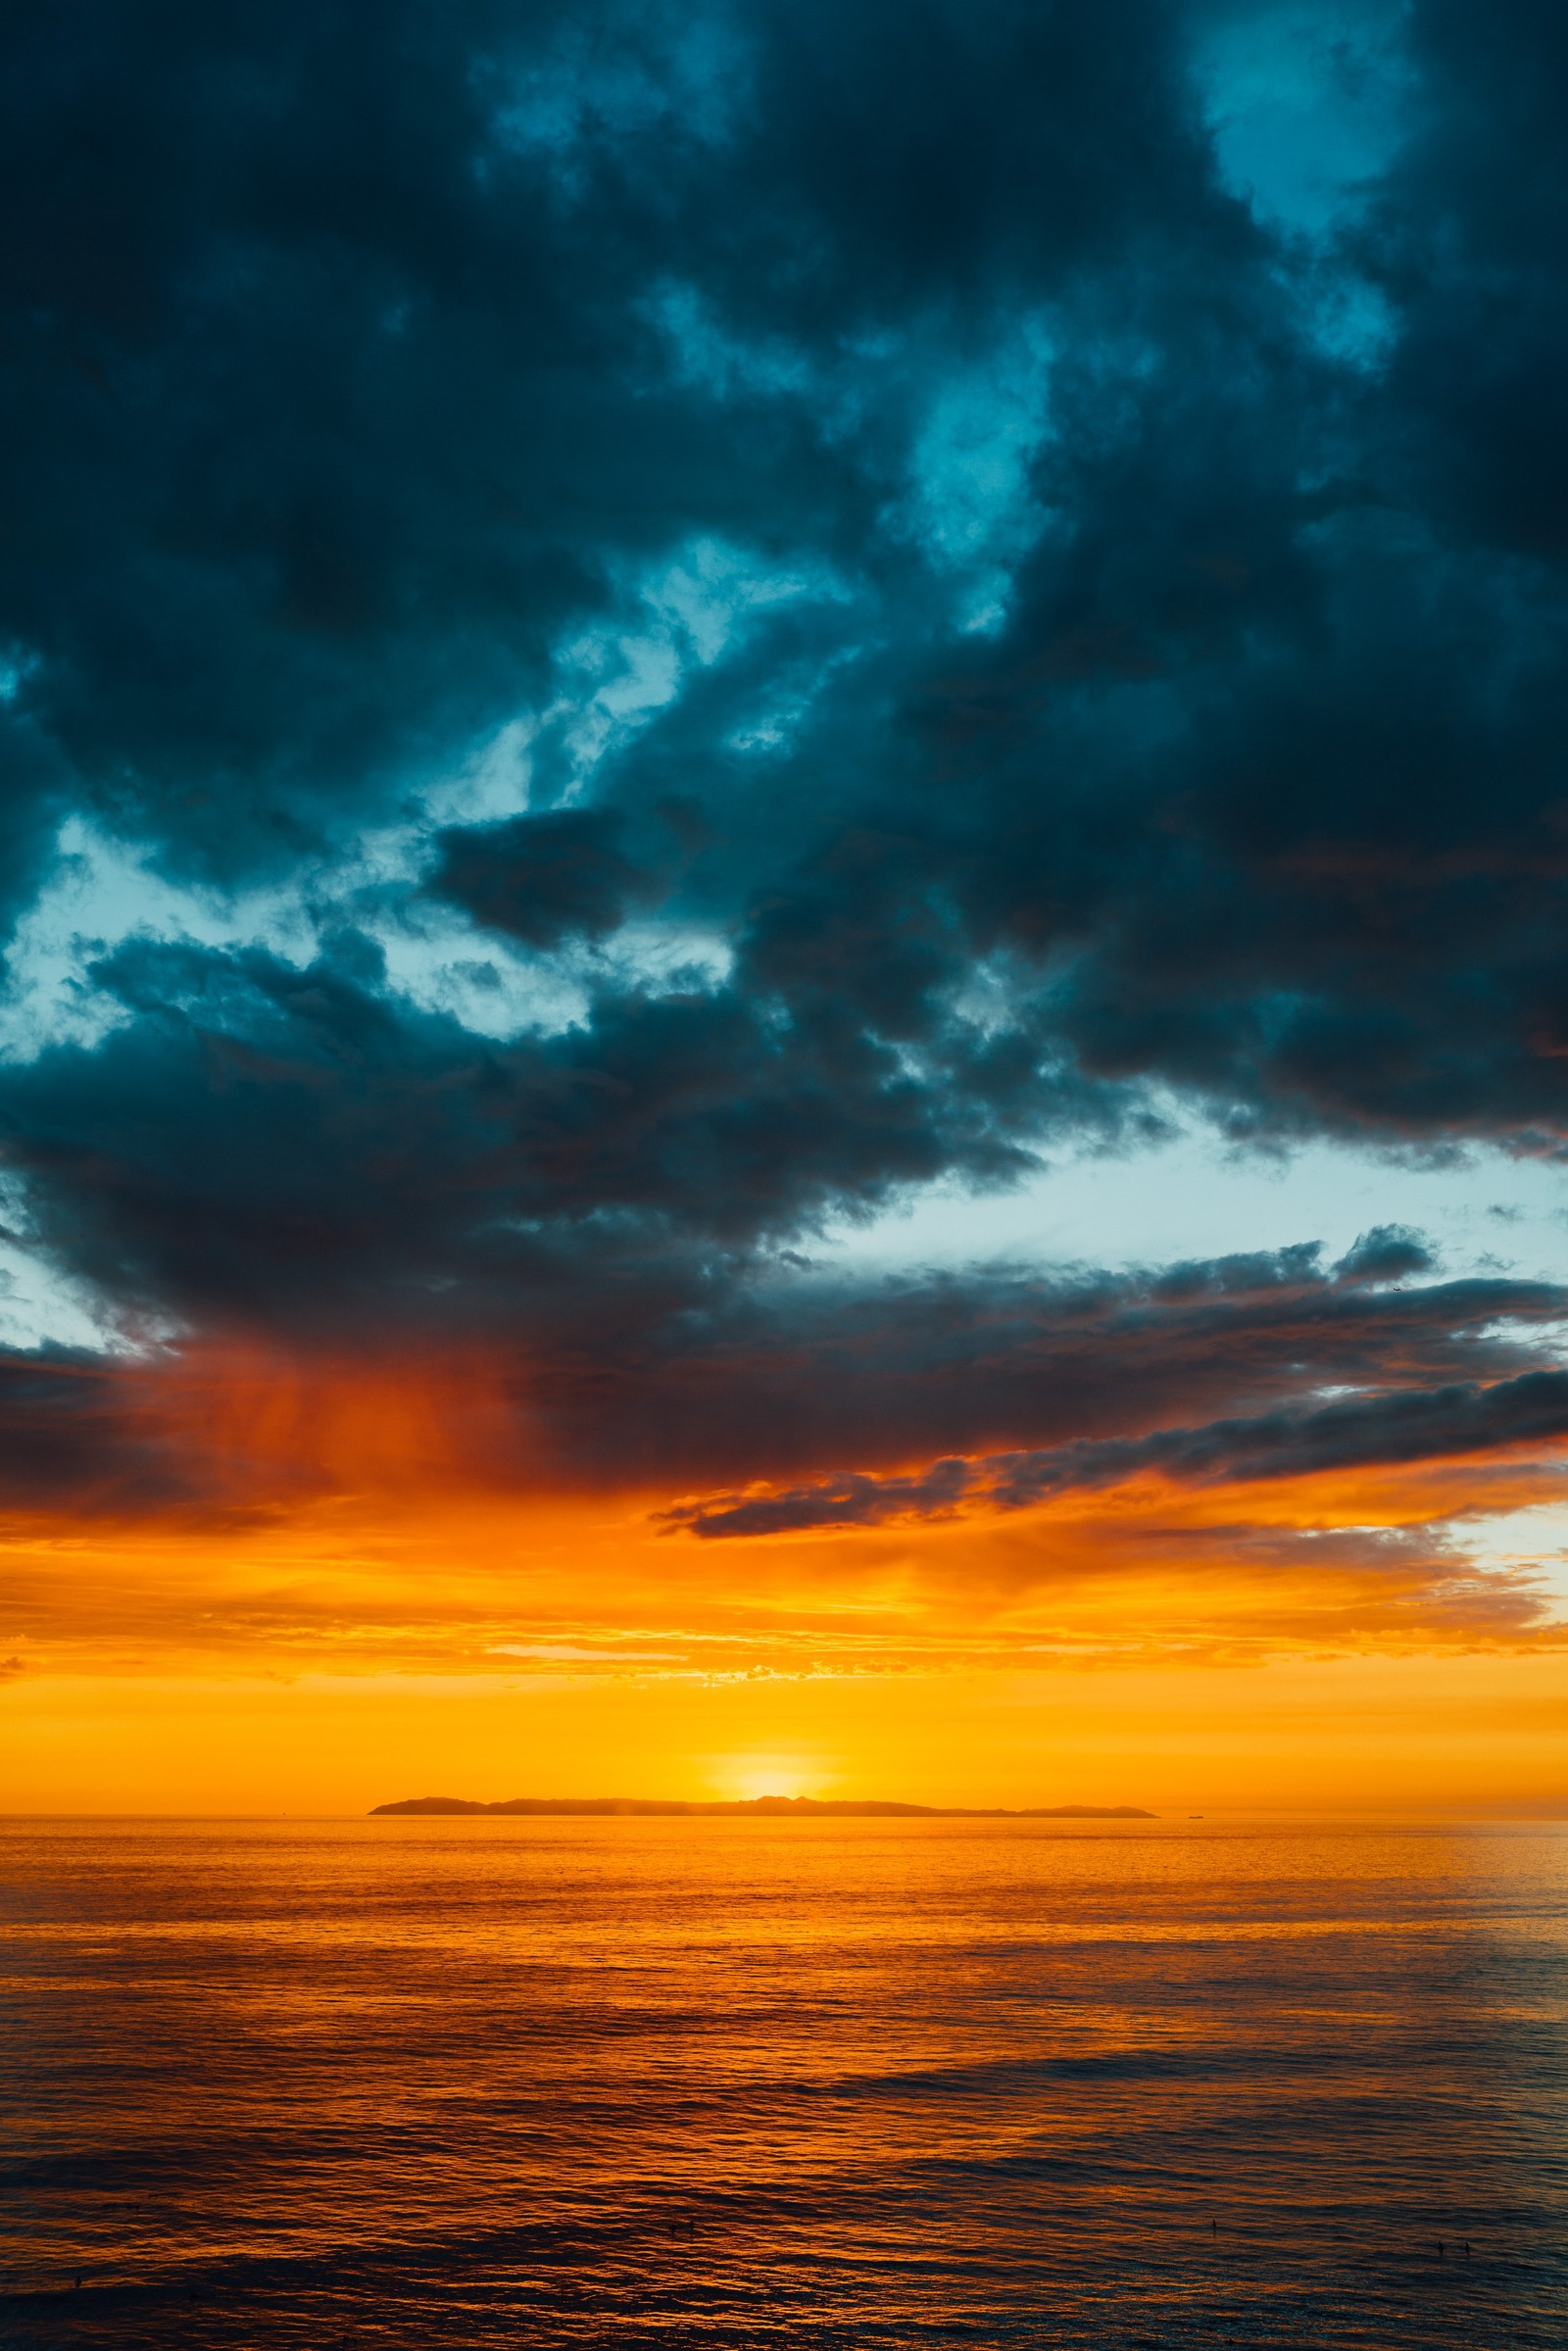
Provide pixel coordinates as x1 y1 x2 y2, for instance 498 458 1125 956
370 1794 1156 1818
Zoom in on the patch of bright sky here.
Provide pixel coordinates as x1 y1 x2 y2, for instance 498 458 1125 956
814 1119 1568 1293
547 536 844 793
423 714 535 829
0 817 320 1061
650 281 1059 636
1450 1499 1568 1621
0 808 738 1066
884 316 1057 634
371 908 594 1038
0 1174 120 1352
0 534 823 1065
726 634 869 759
1191 0 1415 368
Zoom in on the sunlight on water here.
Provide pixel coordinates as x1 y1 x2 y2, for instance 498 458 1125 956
2 1816 1565 2346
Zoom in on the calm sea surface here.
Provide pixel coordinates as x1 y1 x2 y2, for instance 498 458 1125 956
1 1814 1565 2347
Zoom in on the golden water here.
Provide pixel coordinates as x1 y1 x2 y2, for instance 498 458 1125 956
3 1815 1565 2345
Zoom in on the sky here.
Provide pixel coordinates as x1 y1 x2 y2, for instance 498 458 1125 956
4 0 1568 1813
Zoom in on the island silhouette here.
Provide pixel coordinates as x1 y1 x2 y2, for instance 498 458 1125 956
370 1795 1156 1817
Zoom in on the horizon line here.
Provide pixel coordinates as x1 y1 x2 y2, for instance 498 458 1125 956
7 1801 1568 1820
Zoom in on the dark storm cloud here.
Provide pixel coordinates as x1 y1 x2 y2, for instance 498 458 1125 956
0 1228 1564 1515
609 1238 1559 1490
0 0 1200 889
641 1235 1568 1511
670 1371 1568 1538
432 810 655 949
2 0 1568 1503
0 1347 202 1509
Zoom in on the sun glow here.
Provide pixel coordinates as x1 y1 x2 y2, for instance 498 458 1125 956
709 1754 827 1803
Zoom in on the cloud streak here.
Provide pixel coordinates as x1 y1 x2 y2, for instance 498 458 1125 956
668 1370 1568 1537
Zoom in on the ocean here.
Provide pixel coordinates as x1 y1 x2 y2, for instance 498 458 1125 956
1 1814 1564 2347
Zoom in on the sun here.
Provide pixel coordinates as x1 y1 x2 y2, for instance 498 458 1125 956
711 1755 824 1803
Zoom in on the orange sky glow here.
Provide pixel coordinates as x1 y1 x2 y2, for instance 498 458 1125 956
5 1348 1564 1815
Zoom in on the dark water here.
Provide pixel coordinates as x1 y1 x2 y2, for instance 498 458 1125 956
1 1815 1565 2347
